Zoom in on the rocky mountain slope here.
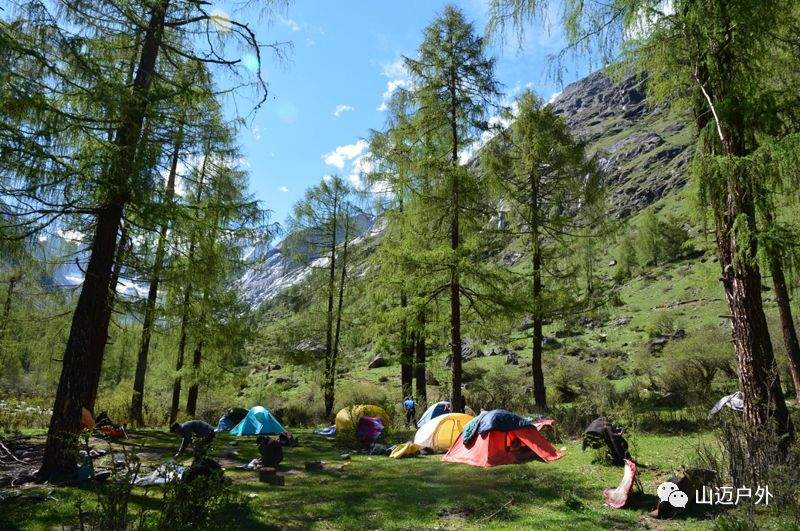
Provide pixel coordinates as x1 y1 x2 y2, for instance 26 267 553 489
241 70 693 305
550 71 692 218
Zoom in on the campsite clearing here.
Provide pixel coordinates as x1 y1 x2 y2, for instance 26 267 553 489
0 428 789 530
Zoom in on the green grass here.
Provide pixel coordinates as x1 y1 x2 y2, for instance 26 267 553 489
3 428 792 530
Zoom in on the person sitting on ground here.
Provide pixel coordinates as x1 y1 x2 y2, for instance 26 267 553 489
170 420 215 459
257 435 283 467
403 396 416 427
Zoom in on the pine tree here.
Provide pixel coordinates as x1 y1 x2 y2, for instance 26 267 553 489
405 5 502 412
286 176 359 417
482 90 603 409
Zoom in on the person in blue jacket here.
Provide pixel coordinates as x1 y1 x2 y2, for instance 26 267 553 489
403 396 417 427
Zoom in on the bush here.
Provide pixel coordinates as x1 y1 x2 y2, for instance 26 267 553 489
643 311 679 339
464 365 531 413
635 210 692 266
333 381 396 427
657 326 736 405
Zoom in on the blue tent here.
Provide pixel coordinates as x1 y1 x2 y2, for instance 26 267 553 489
417 401 451 428
230 406 285 436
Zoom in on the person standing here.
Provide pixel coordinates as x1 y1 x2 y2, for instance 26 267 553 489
403 396 416 428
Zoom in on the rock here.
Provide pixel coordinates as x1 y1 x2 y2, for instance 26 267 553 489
461 338 484 360
578 316 603 329
426 370 440 386
608 259 617 267
505 351 519 365
647 335 670 353
542 337 560 348
443 355 452 368
607 365 626 380
305 461 324 472
368 354 388 369
671 329 686 340
340 453 351 460
611 316 632 326
501 251 522 266
272 364 281 370
519 315 535 331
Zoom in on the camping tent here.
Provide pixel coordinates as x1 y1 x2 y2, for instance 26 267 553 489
335 404 390 432
413 413 473 451
356 416 384 443
443 418 563 467
215 407 249 432
229 406 285 436
416 401 451 428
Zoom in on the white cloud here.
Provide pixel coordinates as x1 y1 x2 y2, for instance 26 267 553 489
377 79 410 111
333 104 354 118
347 153 374 189
322 175 334 183
381 57 407 79
278 186 289 193
322 139 368 170
377 56 411 111
252 125 262 141
277 15 300 32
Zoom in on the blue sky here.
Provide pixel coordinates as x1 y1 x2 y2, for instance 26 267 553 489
224 1 593 226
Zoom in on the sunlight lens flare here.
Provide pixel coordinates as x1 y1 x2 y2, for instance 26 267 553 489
210 8 232 33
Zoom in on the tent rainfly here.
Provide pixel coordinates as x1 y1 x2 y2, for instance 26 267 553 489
229 406 285 436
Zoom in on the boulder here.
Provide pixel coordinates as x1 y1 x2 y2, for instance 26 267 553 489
368 354 388 369
505 351 519 365
443 355 452 368
647 335 670 353
542 337 560 348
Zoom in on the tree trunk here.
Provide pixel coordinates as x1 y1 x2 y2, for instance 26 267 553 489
0 274 19 366
399 293 413 398
185 339 203 416
529 169 546 410
770 257 800 401
448 67 464 413
169 279 192 424
414 313 427 402
327 211 349 416
170 140 209 423
130 133 182 426
692 44 793 482
531 244 546 410
323 192 339 418
38 0 169 480
767 238 800 403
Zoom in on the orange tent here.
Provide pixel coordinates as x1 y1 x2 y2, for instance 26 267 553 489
442 419 563 467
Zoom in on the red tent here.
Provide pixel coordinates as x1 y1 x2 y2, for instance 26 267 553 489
442 420 563 467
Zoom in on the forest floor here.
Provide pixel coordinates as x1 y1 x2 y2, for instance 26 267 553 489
0 427 791 530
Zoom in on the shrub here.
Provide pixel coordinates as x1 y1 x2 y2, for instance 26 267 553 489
464 365 531 413
657 326 736 405
643 311 679 339
333 381 396 426
636 210 692 266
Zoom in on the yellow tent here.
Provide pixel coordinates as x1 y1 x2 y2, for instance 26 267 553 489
413 413 473 451
335 404 390 432
390 442 422 459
